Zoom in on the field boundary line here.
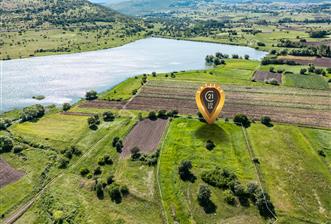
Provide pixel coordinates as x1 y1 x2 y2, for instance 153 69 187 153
156 119 171 224
241 126 278 223
1 120 128 224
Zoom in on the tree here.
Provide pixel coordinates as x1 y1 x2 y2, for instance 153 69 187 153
178 160 196 182
197 185 216 213
108 185 122 203
103 111 115 122
233 114 251 128
95 182 104 199
148 111 157 120
255 190 276 218
0 136 13 153
85 90 98 100
244 55 249 60
62 103 71 111
261 116 272 126
107 174 114 185
269 67 275 73
120 185 129 196
223 190 235 205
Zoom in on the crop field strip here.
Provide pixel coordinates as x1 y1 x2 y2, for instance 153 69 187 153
122 80 330 127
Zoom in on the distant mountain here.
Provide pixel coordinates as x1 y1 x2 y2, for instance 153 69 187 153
107 0 330 16
0 0 128 30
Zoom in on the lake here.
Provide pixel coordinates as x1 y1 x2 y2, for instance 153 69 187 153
1 38 267 112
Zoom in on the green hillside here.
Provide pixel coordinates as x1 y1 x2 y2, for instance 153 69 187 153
0 0 153 59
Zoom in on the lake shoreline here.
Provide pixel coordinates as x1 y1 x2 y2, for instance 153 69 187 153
1 38 267 113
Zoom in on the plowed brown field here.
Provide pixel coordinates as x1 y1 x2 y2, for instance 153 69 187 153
0 159 24 188
122 119 168 156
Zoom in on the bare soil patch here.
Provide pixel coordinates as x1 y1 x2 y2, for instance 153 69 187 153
278 56 331 67
252 71 282 84
61 112 95 116
122 119 168 156
0 159 24 188
79 100 126 109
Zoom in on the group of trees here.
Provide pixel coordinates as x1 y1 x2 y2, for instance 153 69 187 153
201 166 276 218
58 145 81 169
290 45 331 58
148 110 178 120
20 104 45 122
0 118 12 130
300 64 328 76
178 160 196 182
130 147 160 166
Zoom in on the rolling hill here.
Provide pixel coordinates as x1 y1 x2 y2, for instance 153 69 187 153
0 0 128 31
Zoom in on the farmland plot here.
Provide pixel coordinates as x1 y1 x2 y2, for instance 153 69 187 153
125 80 331 128
122 118 168 156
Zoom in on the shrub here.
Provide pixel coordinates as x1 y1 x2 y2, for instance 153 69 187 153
62 103 71 111
0 119 11 130
232 54 239 59
80 168 90 176
58 157 69 169
0 136 13 153
106 174 114 185
157 110 168 119
197 185 211 205
13 145 24 154
201 167 237 189
300 68 307 75
244 55 249 60
132 89 137 95
261 116 272 126
233 114 251 128
223 190 235 205
152 72 157 77
269 67 275 73
205 140 215 150
257 42 266 46
318 149 326 157
148 111 157 120
85 90 97 100
131 147 141 160
326 68 331 73
120 185 129 196
103 111 115 122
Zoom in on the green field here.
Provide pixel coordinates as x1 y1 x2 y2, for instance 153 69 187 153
158 118 262 223
283 73 329 90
